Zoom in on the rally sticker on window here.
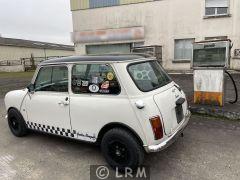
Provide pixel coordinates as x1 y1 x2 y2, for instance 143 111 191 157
77 80 82 87
107 72 114 81
89 84 99 93
99 89 110 94
92 77 99 84
72 80 77 86
82 81 89 87
101 81 109 89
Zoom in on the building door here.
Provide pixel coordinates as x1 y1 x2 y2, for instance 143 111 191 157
86 43 131 55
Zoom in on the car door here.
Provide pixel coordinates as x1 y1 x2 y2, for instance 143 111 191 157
70 63 131 142
24 65 72 136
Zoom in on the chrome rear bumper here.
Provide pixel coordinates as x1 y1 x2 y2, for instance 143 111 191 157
144 110 191 153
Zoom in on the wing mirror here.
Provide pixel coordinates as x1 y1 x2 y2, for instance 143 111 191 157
27 83 35 92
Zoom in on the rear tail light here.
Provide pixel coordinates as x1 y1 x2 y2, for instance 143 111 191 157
150 116 163 140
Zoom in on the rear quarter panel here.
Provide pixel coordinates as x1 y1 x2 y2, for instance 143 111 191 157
115 61 186 147
114 62 167 146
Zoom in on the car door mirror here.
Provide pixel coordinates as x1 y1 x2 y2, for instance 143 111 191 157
27 83 35 92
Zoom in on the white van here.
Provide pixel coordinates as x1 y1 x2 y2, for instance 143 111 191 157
4 54 190 170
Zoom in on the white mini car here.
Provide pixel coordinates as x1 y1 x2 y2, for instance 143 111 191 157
5 54 190 170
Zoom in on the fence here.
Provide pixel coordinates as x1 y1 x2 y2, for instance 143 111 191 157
22 56 65 70
0 60 23 66
0 56 66 72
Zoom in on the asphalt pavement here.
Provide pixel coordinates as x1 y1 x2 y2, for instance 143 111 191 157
0 98 240 180
0 72 240 179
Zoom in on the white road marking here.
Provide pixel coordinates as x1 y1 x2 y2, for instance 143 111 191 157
0 155 16 179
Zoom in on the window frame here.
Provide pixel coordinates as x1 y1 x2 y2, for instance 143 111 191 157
70 63 122 96
33 64 69 94
174 38 194 62
205 0 230 17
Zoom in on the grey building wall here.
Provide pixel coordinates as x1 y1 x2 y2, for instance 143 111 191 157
71 0 240 70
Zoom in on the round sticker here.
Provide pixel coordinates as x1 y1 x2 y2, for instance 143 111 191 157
89 84 99 93
107 72 114 81
77 80 82 87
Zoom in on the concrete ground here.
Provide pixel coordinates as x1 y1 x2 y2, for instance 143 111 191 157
0 98 240 180
0 72 240 180
170 73 240 119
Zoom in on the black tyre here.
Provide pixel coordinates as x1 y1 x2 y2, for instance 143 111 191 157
101 128 144 171
8 108 28 137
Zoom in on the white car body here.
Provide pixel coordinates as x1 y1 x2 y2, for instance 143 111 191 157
5 55 190 153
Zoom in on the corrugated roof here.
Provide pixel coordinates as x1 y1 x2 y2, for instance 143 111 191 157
0 37 74 51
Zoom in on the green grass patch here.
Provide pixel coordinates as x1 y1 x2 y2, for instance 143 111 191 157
192 112 240 122
0 71 35 78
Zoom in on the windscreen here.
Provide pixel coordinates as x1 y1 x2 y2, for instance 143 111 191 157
128 61 172 92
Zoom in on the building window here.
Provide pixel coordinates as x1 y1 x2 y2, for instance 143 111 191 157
71 0 157 10
89 0 119 9
174 39 194 61
86 43 131 55
205 0 229 16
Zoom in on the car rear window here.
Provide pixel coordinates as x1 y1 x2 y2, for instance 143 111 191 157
128 61 172 92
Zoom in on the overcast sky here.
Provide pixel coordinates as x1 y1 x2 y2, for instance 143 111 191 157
0 0 73 45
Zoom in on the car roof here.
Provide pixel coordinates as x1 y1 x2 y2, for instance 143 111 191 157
39 54 153 65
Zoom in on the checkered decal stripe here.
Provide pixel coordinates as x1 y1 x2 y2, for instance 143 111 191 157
26 121 77 138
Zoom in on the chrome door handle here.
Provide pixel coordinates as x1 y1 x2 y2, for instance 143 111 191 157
63 102 69 105
58 101 69 106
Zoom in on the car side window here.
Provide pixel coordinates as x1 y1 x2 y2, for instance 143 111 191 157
35 66 68 92
72 64 121 95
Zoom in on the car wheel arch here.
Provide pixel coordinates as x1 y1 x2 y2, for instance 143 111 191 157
7 107 26 123
8 107 25 120
8 107 19 113
97 122 144 146
7 106 28 137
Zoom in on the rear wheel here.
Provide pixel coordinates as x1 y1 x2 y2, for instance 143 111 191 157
8 108 28 137
101 128 144 171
